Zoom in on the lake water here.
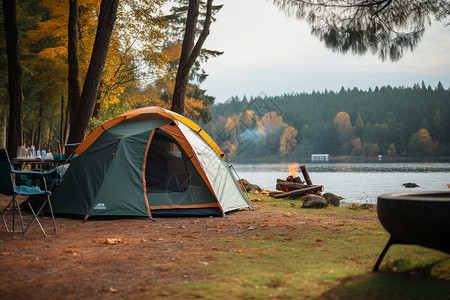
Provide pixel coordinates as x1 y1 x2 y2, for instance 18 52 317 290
233 162 450 205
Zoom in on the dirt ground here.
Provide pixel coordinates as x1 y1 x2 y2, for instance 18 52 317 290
0 195 378 300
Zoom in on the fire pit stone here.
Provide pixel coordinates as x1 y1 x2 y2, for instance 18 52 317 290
301 194 327 209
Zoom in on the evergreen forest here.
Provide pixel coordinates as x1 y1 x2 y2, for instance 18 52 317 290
205 82 450 160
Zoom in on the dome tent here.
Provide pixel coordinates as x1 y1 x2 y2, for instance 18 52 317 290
52 107 250 218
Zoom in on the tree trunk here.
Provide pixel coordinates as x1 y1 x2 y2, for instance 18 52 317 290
171 0 213 115
91 80 104 119
63 103 70 145
47 121 53 151
2 114 6 148
67 0 119 143
60 95 64 144
3 0 24 157
37 96 44 149
67 0 81 144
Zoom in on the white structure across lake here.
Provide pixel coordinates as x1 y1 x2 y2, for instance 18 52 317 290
311 154 329 161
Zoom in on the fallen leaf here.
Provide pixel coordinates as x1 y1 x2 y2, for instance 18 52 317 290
171 233 178 235
182 234 197 239
62 249 77 255
285 211 294 216
109 287 119 293
258 252 265 256
321 270 334 274
251 198 264 202
316 238 325 242
209 228 225 232
1 252 11 256
226 237 234 242
236 249 245 253
261 222 269 227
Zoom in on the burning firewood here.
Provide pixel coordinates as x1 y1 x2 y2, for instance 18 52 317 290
273 185 324 199
300 165 313 186
276 182 307 192
286 175 303 183
273 163 324 199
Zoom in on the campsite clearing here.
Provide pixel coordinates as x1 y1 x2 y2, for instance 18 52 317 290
1 194 449 299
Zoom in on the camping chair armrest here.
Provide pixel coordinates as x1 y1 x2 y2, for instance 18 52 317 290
11 168 58 177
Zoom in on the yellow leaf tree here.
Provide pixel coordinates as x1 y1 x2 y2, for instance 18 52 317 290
334 111 353 155
279 126 298 156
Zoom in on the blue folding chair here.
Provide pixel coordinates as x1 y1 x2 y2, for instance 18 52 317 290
0 149 58 237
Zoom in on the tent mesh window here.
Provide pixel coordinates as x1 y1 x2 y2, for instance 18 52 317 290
145 131 189 192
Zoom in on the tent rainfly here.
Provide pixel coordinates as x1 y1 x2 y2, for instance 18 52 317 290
52 107 250 218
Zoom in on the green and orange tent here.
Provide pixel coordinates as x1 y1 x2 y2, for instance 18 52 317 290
52 107 250 218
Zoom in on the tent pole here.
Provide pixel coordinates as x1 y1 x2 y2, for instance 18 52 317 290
224 156 254 210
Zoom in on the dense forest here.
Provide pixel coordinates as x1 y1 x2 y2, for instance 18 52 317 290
204 83 450 160
1 1 449 161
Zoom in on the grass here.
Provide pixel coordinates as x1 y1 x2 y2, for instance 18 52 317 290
151 194 450 299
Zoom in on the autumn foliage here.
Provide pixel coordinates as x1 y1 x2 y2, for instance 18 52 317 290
213 110 298 158
0 0 216 150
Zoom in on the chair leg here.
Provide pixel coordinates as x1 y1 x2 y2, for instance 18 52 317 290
2 195 26 238
1 198 14 232
47 194 57 235
23 194 56 237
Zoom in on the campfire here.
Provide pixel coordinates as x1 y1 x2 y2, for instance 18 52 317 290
273 163 323 198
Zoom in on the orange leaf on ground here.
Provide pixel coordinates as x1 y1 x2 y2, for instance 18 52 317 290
226 237 234 242
251 198 264 202
316 238 325 242
258 252 265 256
62 249 77 255
182 234 197 239
236 249 245 253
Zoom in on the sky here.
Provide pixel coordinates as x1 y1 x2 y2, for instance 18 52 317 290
198 0 450 103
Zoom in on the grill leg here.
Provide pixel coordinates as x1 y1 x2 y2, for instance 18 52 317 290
373 236 396 272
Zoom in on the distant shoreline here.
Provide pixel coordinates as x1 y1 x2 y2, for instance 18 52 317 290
230 155 450 164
